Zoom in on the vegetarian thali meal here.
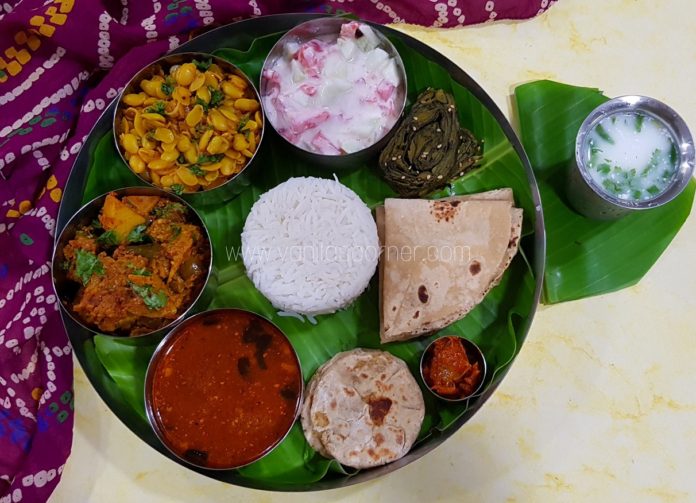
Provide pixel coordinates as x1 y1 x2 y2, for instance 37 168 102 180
241 176 379 316
56 17 544 482
261 21 403 155
379 88 481 197
147 309 303 469
583 111 678 201
117 57 262 194
301 349 424 469
376 189 522 343
421 336 485 400
59 193 209 336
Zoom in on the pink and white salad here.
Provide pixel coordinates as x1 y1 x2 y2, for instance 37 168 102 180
262 22 403 155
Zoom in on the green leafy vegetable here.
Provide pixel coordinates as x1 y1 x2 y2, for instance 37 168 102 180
594 123 614 144
635 114 644 132
96 230 119 247
195 97 210 112
177 154 186 164
129 282 168 310
170 224 182 240
75 249 104 285
90 218 103 230
126 224 148 244
170 184 184 195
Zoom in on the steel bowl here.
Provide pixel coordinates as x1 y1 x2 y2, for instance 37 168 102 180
113 52 265 206
143 308 304 470
51 186 216 340
567 95 695 220
420 336 487 402
259 17 407 169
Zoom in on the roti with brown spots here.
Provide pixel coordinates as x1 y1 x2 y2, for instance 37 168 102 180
301 349 425 469
377 189 522 343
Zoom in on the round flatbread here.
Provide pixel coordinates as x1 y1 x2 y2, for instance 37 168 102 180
301 349 425 469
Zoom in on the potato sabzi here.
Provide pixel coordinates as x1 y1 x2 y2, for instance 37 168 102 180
61 193 209 336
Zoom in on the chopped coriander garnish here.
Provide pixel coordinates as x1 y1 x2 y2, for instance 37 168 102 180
91 218 103 230
171 184 184 195
595 124 614 144
237 115 249 132
146 101 166 114
152 202 186 218
170 225 182 240
177 154 186 164
189 164 205 177
209 87 224 108
197 154 223 164
126 224 148 244
193 58 212 71
195 97 210 112
96 230 119 247
75 249 104 285
161 81 173 96
635 114 644 133
127 263 152 276
130 282 168 310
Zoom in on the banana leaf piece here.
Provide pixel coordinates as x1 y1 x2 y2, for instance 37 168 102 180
515 80 695 304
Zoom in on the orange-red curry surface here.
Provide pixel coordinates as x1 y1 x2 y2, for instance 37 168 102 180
151 310 302 468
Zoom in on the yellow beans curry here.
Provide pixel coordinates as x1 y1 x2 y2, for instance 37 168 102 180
117 58 262 194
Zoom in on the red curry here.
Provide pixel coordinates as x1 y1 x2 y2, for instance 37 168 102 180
150 310 302 469
422 336 482 399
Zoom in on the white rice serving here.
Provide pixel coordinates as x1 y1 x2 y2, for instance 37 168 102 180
241 176 379 316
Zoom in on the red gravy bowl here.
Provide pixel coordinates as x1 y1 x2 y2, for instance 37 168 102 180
144 308 303 470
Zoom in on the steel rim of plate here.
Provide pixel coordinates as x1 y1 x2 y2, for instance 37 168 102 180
54 13 546 492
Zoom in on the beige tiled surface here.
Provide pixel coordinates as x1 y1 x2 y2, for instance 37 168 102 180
51 0 696 501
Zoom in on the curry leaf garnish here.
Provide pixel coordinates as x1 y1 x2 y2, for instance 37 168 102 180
152 202 186 218
127 263 152 276
129 282 167 310
171 184 184 195
237 115 249 132
161 81 173 96
189 164 205 177
209 87 224 108
75 249 104 285
197 154 223 164
192 58 212 71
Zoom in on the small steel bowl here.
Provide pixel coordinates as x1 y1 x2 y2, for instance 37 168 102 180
51 186 215 340
144 308 304 470
567 95 695 220
420 336 487 402
259 18 407 169
113 52 264 206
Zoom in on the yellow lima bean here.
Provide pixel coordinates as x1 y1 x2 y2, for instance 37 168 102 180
234 98 259 113
161 150 179 163
151 172 161 185
177 136 192 152
201 161 221 172
172 86 191 104
154 127 175 143
123 93 146 106
138 148 158 162
242 149 254 158
190 73 205 92
221 82 244 99
160 174 174 187
134 113 146 136
129 155 146 173
241 120 258 132
196 85 211 104
229 75 248 89
254 111 263 125
208 64 224 78
141 136 157 150
219 106 238 122
247 132 256 152
205 170 219 182
198 129 214 151
209 110 228 132
184 146 198 164
220 157 238 176
149 159 174 171
161 140 178 152
232 133 248 152
185 105 204 127
175 63 196 86
204 71 219 87
121 133 139 154
207 136 229 155
140 80 161 97
176 167 198 186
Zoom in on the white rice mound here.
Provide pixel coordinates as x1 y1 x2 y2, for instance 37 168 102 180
241 176 379 316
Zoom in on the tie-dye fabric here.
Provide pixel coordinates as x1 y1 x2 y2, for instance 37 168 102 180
0 1 555 501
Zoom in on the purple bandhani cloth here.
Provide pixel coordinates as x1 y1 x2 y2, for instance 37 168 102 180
0 0 555 501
